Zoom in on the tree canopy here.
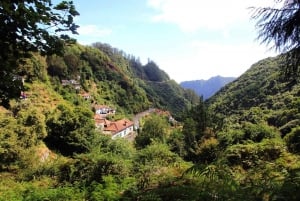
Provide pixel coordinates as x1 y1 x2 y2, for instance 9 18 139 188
0 0 79 107
252 0 300 78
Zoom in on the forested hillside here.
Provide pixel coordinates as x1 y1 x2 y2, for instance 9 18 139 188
2 47 300 200
0 40 205 200
201 54 300 200
1 0 300 199
208 55 300 135
41 42 197 116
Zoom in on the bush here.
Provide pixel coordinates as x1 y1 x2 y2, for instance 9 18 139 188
224 138 285 169
217 129 245 148
243 122 279 142
0 180 84 201
284 126 300 154
45 104 96 156
194 137 219 164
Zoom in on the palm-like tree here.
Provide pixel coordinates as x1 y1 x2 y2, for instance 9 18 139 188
252 0 300 79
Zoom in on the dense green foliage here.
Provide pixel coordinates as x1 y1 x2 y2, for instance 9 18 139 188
200 54 300 200
45 104 96 156
0 0 79 107
135 114 169 148
45 43 196 116
1 21 300 200
208 55 300 134
0 37 200 200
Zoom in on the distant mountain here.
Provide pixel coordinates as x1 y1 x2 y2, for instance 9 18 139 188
180 76 236 99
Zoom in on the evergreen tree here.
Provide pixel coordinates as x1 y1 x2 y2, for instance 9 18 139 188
252 0 300 78
182 97 210 162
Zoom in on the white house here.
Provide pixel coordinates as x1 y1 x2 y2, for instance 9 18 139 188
102 119 134 139
94 105 115 115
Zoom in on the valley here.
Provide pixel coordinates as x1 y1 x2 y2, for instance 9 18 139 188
1 1 300 200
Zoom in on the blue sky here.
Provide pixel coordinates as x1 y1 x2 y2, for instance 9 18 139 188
70 0 279 82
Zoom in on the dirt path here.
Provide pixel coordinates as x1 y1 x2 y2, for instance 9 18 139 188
132 108 156 129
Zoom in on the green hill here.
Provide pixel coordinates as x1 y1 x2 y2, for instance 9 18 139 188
49 43 198 116
208 55 300 135
0 42 199 200
2 43 300 201
0 41 199 173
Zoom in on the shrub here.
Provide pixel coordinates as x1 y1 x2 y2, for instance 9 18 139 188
243 122 278 142
284 126 300 154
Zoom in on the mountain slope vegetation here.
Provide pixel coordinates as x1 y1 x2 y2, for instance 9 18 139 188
1 42 300 200
0 41 200 200
208 55 300 135
2 1 300 200
45 42 198 116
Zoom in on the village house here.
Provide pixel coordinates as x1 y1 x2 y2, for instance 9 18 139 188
94 104 115 115
80 92 91 100
13 75 25 84
94 114 134 139
61 79 79 86
74 84 81 90
103 119 134 139
61 80 69 86
94 114 111 130
61 79 81 90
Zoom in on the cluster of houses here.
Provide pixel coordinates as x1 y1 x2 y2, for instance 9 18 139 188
19 77 175 140
60 79 176 140
61 78 134 139
93 105 135 139
61 79 93 100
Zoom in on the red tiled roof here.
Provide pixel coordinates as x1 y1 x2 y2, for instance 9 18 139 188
94 114 102 120
94 114 111 125
104 119 133 134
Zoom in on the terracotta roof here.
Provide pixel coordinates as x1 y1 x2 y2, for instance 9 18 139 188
104 119 133 134
94 114 102 120
80 92 90 97
94 114 111 125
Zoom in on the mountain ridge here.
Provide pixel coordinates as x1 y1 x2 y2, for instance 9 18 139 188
180 75 236 99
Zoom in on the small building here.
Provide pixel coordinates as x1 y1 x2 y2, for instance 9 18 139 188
13 75 25 84
80 92 91 100
94 114 111 130
61 80 71 86
103 119 134 139
94 105 115 115
61 79 80 88
69 79 79 85
74 84 81 90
